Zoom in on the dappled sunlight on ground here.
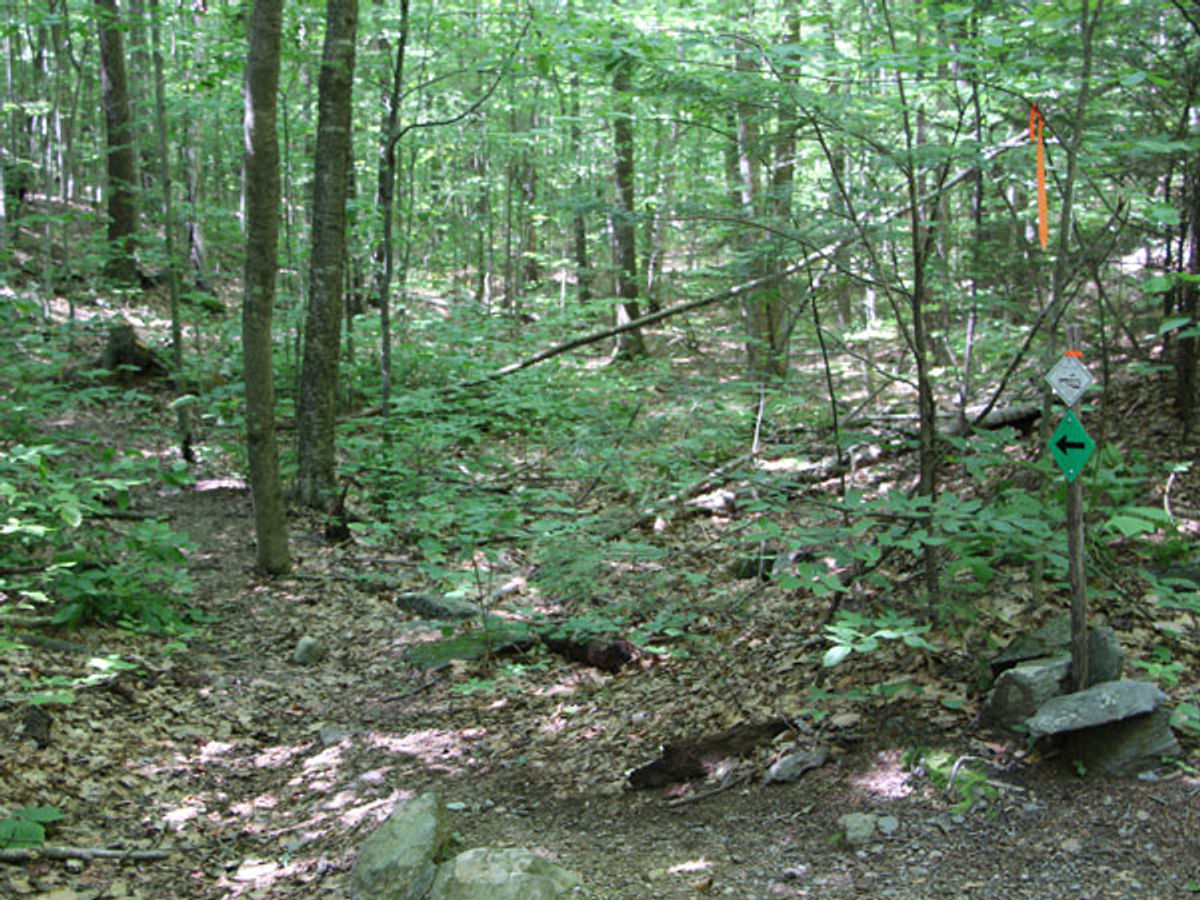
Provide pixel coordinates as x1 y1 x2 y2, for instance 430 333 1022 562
850 749 915 800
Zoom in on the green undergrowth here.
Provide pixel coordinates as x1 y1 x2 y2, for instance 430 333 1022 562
0 301 199 647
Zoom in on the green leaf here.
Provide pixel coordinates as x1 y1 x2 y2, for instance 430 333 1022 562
15 806 63 824
822 645 853 668
27 690 77 705
1158 316 1195 335
1104 515 1159 537
1142 275 1173 294
0 818 45 849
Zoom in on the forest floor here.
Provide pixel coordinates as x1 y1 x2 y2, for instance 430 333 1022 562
4 358 1200 898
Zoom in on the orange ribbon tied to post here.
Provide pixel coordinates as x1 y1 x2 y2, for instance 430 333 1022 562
1030 103 1048 250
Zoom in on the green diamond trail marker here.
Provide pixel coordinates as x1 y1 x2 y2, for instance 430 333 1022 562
1049 410 1095 483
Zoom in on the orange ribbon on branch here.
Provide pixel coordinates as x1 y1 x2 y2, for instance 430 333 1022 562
1030 103 1048 250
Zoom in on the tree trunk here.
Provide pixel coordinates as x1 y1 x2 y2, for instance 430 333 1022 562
372 0 408 418
297 0 358 509
570 57 591 303
241 0 290 574
183 3 211 294
611 39 645 359
148 0 192 460
95 0 138 283
1177 150 1199 437
732 33 788 381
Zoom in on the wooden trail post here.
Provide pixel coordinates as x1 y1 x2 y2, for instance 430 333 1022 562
1045 324 1096 692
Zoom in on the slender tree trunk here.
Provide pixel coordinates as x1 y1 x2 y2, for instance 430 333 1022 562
372 0 409 419
241 0 290 574
611 37 645 359
149 0 192 460
879 0 939 604
644 115 679 313
731 33 789 381
184 5 211 294
297 0 358 509
95 0 138 283
1177 147 1198 436
570 61 591 302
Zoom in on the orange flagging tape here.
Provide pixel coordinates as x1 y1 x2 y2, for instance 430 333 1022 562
1065 349 1083 358
1030 103 1048 250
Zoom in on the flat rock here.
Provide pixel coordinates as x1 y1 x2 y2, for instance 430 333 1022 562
431 847 580 900
1026 680 1166 738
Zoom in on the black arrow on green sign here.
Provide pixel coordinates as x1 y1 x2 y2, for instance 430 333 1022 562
1056 435 1087 453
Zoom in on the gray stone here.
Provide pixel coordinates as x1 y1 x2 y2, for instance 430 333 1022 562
838 812 877 846
293 636 326 665
991 616 1071 674
985 656 1072 729
1060 708 1181 777
1026 680 1166 737
430 848 581 900
877 815 900 836
985 620 1128 731
351 792 452 900
764 748 828 785
991 616 1123 685
1083 626 1125 684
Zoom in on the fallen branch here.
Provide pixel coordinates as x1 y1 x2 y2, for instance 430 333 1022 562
0 846 170 863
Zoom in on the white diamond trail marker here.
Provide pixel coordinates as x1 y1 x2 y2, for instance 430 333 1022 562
1046 355 1095 408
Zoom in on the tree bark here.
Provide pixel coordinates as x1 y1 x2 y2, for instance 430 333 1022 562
1177 149 1198 437
570 50 591 303
370 0 409 422
611 36 646 359
241 0 290 574
95 0 138 283
297 0 358 508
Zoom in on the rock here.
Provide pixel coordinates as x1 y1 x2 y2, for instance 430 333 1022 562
877 815 900 836
764 748 828 785
985 618 1127 729
838 812 877 846
1059 708 1181 777
1024 680 1180 776
829 711 862 730
351 792 452 900
1026 680 1167 737
430 848 581 900
990 615 1123 684
1083 626 1125 684
990 615 1071 675
293 636 326 665
985 656 1072 729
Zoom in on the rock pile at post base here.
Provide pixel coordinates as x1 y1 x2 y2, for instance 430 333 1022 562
350 792 581 900
984 619 1180 777
983 615 1180 776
